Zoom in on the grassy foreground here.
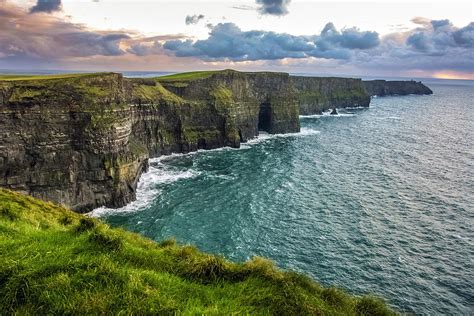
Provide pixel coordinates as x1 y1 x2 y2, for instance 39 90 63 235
0 189 395 315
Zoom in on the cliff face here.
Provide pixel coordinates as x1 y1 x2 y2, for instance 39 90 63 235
291 76 371 115
363 80 433 96
0 74 149 212
0 71 301 212
158 70 300 140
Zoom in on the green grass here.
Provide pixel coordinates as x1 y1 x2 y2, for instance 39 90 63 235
0 188 396 314
157 70 224 81
0 73 111 82
157 69 288 81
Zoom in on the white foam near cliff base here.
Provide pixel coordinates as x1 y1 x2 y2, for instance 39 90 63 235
89 162 199 217
300 110 356 119
245 128 320 145
89 127 319 217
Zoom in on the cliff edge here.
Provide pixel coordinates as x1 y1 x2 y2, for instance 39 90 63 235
363 80 433 96
291 76 370 115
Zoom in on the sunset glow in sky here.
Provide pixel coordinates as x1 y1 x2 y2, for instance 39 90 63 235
1 0 473 78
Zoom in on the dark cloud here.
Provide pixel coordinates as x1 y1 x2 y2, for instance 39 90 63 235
256 0 291 16
453 22 474 48
431 19 451 30
405 19 474 53
185 14 205 25
317 22 380 50
127 42 162 56
407 32 430 51
163 22 379 61
30 0 62 14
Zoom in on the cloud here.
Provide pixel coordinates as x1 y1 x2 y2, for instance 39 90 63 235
231 5 254 11
185 14 205 25
256 0 291 16
164 22 379 61
126 35 181 56
29 0 62 14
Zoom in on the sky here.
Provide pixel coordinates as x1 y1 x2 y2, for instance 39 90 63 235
1 0 473 79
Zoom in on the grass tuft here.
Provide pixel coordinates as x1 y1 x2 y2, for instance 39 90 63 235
159 239 176 248
355 296 393 316
88 228 123 252
58 216 73 226
0 203 19 221
74 217 97 233
184 255 228 283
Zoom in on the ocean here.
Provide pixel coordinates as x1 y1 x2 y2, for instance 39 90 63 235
92 80 473 314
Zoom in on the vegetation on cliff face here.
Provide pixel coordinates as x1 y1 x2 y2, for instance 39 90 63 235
0 189 395 314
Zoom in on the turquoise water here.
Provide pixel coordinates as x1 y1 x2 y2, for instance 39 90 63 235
93 82 474 314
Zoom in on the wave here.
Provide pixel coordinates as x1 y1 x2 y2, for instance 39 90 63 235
89 162 199 217
376 116 402 120
300 111 356 118
245 128 320 145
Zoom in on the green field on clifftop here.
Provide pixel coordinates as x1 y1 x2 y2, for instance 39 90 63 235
0 73 110 81
0 189 395 314
157 70 222 81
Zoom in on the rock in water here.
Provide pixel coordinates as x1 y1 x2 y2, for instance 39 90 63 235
330 108 338 115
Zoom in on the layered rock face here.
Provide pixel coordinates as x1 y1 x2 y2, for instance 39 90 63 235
0 71 300 212
363 80 433 96
0 74 149 212
291 76 371 115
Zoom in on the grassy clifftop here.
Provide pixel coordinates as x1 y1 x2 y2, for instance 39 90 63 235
0 189 395 314
0 73 110 81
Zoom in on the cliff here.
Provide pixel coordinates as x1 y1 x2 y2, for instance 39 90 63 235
291 76 371 115
158 70 300 139
363 80 433 96
0 188 395 314
0 70 300 212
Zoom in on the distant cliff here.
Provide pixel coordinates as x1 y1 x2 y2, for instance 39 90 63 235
291 76 370 115
363 80 433 96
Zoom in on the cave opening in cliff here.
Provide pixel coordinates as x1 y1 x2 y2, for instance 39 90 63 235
258 102 272 133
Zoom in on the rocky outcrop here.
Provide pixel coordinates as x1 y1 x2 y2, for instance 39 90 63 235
363 80 433 96
0 71 300 212
291 76 371 115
